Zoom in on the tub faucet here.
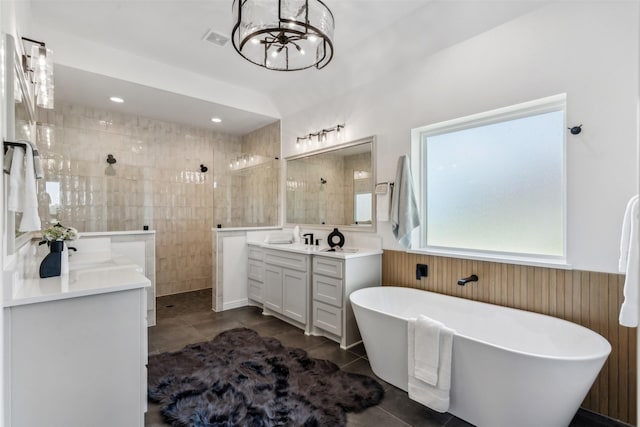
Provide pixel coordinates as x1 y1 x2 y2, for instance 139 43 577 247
457 274 478 286
302 233 314 245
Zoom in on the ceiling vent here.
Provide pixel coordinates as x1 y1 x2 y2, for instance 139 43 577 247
202 29 230 47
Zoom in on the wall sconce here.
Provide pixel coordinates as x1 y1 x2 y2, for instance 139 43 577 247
296 124 345 147
21 37 54 109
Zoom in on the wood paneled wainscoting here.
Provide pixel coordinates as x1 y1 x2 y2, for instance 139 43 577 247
382 250 636 425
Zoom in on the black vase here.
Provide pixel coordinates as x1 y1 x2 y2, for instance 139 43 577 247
39 240 64 278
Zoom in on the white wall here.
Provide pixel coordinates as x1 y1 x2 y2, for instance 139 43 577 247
281 2 639 274
2 2 33 423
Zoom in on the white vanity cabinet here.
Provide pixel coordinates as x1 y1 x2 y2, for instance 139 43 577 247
4 274 150 427
247 244 265 304
312 253 381 349
263 248 311 329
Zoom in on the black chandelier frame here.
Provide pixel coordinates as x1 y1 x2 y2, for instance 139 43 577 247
231 0 334 71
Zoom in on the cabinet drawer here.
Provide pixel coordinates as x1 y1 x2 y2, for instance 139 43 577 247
248 246 264 261
313 301 342 336
265 250 308 271
313 257 344 279
248 278 263 303
313 274 343 308
248 260 264 281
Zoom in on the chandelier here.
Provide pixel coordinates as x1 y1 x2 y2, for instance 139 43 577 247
231 0 334 71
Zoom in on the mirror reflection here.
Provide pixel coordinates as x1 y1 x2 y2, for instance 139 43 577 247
286 139 374 229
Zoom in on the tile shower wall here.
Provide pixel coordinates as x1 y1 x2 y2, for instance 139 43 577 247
382 250 636 425
215 121 280 228
35 103 248 296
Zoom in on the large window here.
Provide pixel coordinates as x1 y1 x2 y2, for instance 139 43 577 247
411 94 566 264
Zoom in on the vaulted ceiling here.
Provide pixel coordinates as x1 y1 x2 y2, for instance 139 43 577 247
27 0 545 134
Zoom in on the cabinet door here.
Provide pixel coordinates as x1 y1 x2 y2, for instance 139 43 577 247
248 278 263 303
282 268 307 323
263 265 283 313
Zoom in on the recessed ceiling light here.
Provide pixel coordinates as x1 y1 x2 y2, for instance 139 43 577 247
110 96 124 103
211 117 222 123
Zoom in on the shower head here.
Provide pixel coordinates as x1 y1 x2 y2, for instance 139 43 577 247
320 178 327 184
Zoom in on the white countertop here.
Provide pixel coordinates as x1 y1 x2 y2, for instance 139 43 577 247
247 241 382 259
5 255 150 308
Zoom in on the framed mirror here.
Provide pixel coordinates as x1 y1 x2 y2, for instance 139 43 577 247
285 137 375 231
4 34 37 256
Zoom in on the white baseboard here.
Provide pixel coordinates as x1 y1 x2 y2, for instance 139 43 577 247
222 298 248 311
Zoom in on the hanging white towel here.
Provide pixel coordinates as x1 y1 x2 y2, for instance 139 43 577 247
24 140 44 179
413 315 443 385
407 316 455 412
391 155 420 248
8 146 25 212
619 194 639 327
18 144 41 232
4 145 14 174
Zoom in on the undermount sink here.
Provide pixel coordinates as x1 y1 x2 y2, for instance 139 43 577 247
320 247 359 253
69 252 141 274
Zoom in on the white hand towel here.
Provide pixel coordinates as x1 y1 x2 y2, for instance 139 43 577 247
391 155 420 248
619 195 639 327
4 145 14 174
8 146 25 212
24 140 44 179
407 316 455 412
18 144 41 232
413 315 442 385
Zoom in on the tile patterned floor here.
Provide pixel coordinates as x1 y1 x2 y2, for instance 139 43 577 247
146 290 629 427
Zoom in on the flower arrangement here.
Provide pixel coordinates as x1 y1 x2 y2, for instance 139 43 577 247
40 222 78 244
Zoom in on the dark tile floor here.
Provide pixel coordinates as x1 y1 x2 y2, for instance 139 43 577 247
145 289 629 427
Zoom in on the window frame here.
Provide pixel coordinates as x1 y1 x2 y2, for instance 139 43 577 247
410 94 569 268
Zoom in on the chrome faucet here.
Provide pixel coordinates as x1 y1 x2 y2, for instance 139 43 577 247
457 274 478 286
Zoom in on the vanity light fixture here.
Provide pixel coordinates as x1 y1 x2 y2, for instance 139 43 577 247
231 0 334 71
109 96 124 103
296 123 345 147
21 37 54 109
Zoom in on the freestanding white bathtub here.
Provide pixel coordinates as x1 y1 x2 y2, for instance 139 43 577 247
350 286 611 427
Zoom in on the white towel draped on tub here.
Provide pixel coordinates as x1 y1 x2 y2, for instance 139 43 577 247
407 315 455 412
619 194 639 327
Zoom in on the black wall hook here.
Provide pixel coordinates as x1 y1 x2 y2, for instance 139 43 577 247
568 124 582 135
200 164 208 173
106 154 116 164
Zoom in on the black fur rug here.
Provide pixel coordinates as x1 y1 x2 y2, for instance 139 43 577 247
148 327 384 427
